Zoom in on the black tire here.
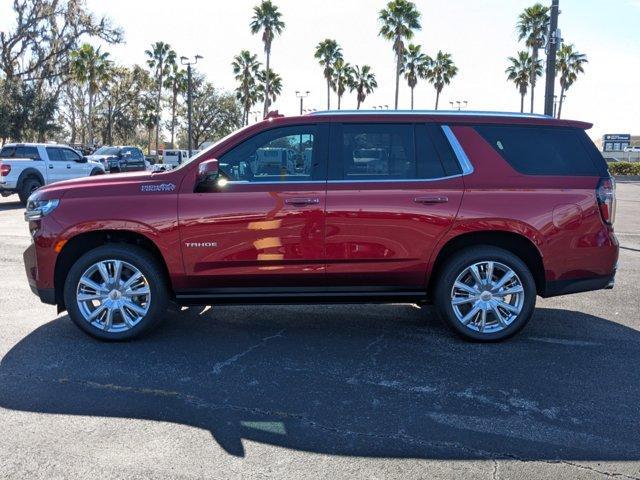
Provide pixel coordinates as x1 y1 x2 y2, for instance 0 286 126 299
18 177 42 205
433 246 537 342
109 167 120 174
90 168 104 176
63 244 169 341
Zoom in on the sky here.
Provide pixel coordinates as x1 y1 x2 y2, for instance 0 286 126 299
1 0 639 140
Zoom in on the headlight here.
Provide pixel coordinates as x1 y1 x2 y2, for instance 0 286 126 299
24 198 60 221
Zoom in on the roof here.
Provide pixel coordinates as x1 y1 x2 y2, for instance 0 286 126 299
309 110 551 119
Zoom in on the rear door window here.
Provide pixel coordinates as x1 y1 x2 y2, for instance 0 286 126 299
475 125 606 176
14 146 40 160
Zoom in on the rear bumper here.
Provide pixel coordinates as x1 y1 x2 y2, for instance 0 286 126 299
29 283 56 305
542 268 616 298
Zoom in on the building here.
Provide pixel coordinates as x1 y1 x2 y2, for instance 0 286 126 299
597 134 640 162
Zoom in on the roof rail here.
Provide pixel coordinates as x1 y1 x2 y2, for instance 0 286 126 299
308 110 552 119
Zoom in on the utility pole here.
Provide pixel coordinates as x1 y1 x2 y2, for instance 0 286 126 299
180 54 203 157
296 90 310 115
544 0 561 117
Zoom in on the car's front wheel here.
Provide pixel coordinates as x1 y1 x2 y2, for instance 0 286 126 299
433 246 536 342
63 245 169 341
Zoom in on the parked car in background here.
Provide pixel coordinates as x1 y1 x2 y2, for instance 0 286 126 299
23 111 618 342
162 149 189 169
87 146 146 173
0 143 104 204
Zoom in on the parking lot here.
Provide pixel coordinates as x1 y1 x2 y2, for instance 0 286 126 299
0 184 639 480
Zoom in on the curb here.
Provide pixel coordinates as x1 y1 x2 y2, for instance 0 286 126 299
613 175 640 182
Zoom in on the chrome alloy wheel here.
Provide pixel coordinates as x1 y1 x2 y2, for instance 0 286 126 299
450 261 525 334
76 259 151 333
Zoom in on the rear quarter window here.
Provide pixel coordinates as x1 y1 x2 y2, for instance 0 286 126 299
475 125 607 176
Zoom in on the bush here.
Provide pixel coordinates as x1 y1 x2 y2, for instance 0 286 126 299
608 162 640 176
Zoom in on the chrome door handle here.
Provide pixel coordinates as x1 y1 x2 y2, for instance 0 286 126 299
48 165 54 169
285 197 320 206
414 196 449 204
66 164 71 169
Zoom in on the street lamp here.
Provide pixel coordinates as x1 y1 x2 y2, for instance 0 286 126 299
180 54 203 157
295 90 310 115
450 100 468 111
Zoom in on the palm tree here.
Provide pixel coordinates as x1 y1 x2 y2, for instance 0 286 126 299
403 44 430 110
331 58 354 110
556 44 588 119
257 68 283 110
250 0 285 117
350 65 378 109
232 50 262 125
506 51 540 113
140 99 159 156
517 3 550 113
145 41 176 154
314 39 343 110
69 44 112 146
425 51 458 110
378 0 421 110
164 64 188 147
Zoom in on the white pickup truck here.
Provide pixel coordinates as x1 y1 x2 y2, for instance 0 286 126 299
0 143 105 205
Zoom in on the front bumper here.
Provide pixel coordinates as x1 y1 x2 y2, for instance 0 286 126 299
23 240 57 305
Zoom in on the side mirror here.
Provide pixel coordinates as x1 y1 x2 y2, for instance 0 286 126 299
78 156 88 163
197 159 219 185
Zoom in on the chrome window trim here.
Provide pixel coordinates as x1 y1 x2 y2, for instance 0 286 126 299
218 176 463 186
441 125 474 176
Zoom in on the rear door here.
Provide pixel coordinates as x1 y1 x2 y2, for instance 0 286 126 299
178 123 329 291
324 122 464 288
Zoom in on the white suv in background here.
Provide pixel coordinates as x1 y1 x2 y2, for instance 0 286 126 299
0 143 105 204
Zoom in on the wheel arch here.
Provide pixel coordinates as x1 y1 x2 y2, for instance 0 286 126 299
54 229 173 310
428 230 546 298
17 167 45 190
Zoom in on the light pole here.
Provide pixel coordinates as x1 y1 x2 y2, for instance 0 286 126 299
449 100 468 111
180 54 202 157
296 90 310 115
553 94 566 118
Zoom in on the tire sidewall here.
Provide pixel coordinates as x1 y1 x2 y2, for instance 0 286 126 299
434 246 537 342
19 178 42 205
63 245 168 341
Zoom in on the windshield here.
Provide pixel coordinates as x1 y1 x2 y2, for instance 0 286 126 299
93 147 121 156
173 124 254 171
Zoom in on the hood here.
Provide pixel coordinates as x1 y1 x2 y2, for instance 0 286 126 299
34 170 179 200
87 155 115 162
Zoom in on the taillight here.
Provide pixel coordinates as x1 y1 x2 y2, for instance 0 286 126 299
596 177 616 225
0 163 10 176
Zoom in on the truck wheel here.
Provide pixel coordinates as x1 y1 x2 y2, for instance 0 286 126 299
63 244 169 341
90 168 104 176
433 246 536 342
18 177 42 205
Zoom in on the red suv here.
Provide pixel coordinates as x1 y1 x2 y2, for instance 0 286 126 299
23 111 618 342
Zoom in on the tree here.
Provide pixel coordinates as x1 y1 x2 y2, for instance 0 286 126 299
232 50 261 125
378 0 421 110
256 69 283 110
188 77 243 149
330 59 354 110
164 64 188 146
403 44 430 110
425 51 458 110
350 65 377 110
516 3 550 113
314 39 343 110
140 97 159 155
556 44 587 119
250 0 285 116
145 41 176 152
506 51 540 113
69 44 112 146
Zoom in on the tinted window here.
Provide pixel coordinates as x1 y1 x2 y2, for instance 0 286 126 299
61 148 81 162
0 147 16 158
425 125 462 176
14 146 40 160
219 125 318 182
46 147 63 161
475 125 605 176
339 124 415 180
94 146 121 156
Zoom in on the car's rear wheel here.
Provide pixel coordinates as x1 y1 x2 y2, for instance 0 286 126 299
433 246 536 342
63 245 169 341
18 177 42 205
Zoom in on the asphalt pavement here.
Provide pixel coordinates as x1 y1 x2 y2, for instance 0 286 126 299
0 184 639 479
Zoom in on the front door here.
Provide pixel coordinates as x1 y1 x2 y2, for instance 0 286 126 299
324 122 464 288
178 124 328 291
